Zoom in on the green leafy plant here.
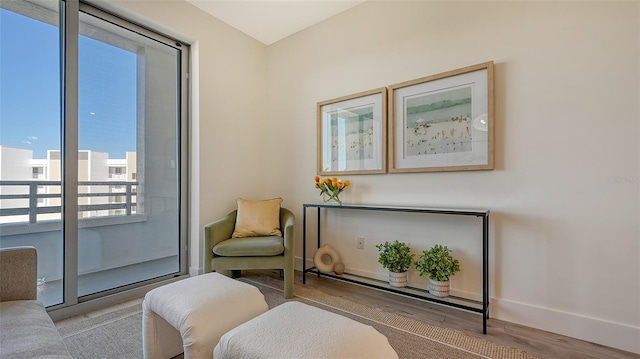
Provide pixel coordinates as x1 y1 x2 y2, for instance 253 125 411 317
415 244 461 281
375 240 415 273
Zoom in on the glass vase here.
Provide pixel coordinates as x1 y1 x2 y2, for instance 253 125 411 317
322 192 342 205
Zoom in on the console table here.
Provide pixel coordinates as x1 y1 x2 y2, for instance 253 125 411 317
302 203 490 334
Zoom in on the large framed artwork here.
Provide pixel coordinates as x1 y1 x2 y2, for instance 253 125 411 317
317 87 387 175
389 62 494 173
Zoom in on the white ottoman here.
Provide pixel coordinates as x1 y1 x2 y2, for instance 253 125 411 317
214 301 398 359
143 272 268 359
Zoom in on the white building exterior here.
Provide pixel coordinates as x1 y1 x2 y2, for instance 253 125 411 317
0 145 137 224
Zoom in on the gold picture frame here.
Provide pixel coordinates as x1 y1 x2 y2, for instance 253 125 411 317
389 62 494 173
317 87 387 175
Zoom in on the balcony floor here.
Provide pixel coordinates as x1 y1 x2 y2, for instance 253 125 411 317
38 256 178 307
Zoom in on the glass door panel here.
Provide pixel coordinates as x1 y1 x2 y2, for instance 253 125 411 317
77 11 181 296
0 1 63 307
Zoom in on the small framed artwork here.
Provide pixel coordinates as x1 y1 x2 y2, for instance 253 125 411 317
317 87 387 175
389 62 494 173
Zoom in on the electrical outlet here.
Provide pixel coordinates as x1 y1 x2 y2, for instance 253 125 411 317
357 237 365 250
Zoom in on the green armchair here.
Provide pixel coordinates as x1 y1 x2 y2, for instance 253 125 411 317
203 207 295 298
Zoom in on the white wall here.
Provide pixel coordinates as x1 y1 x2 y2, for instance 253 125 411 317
0 146 34 223
265 1 640 354
0 146 33 180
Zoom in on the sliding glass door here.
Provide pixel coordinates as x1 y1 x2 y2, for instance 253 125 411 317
0 0 64 307
76 6 183 297
0 0 188 307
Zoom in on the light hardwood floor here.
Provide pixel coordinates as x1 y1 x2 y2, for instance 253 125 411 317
55 270 639 359
253 270 638 359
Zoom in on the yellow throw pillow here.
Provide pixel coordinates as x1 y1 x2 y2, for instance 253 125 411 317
232 198 283 238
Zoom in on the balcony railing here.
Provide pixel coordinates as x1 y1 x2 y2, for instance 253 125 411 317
0 180 138 224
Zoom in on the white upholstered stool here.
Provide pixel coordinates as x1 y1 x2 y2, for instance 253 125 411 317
142 272 268 359
214 301 398 359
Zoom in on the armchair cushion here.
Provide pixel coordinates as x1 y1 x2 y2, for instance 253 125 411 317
213 236 284 257
232 198 283 238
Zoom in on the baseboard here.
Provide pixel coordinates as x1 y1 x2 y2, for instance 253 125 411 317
297 257 384 278
189 266 202 277
492 298 640 354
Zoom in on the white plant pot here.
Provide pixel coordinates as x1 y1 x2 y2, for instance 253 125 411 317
428 279 450 297
389 271 408 288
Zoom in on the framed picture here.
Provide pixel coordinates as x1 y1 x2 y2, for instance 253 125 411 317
389 62 494 173
317 87 387 175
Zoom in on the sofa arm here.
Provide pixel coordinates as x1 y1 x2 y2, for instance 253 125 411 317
0 246 37 302
203 211 237 273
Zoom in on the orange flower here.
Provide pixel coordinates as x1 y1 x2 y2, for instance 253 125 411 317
313 176 350 204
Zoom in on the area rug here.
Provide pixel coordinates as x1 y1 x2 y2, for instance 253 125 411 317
241 275 540 359
58 304 143 359
57 275 541 359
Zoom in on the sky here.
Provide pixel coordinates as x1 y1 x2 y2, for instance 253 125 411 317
0 7 136 159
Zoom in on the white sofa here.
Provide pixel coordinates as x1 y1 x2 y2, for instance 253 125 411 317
0 246 72 359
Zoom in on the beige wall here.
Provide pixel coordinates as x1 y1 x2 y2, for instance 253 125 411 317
266 1 639 353
99 0 639 353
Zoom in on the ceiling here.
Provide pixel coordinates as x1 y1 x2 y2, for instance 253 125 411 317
185 0 365 45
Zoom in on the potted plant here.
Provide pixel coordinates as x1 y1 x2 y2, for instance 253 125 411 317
375 240 415 288
415 244 461 297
